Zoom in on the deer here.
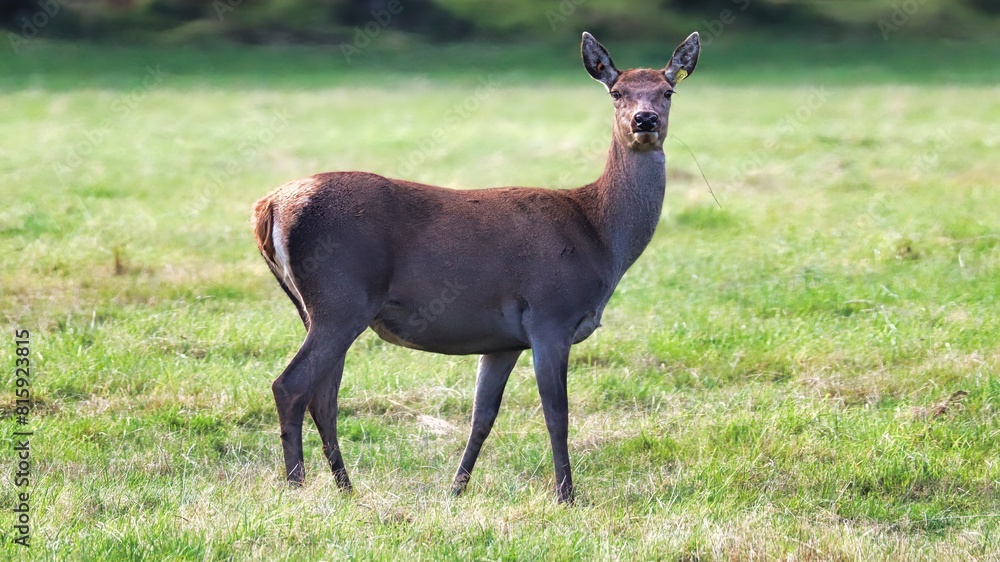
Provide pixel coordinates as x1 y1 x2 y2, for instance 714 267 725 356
250 31 700 504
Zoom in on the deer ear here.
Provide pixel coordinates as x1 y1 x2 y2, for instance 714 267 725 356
581 32 620 91
664 32 700 86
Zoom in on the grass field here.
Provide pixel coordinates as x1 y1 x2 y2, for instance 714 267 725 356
1 37 999 560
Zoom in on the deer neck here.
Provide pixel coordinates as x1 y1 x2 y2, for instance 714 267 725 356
589 137 667 279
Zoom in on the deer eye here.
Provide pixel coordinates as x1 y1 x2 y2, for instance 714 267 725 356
664 91 675 99
610 91 622 100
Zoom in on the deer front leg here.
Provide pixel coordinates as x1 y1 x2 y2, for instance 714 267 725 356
530 338 574 504
452 350 522 496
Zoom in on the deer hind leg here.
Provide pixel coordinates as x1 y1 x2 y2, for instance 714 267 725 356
307 355 351 491
272 316 368 486
452 350 522 496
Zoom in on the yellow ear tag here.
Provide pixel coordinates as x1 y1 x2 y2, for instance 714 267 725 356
675 69 688 83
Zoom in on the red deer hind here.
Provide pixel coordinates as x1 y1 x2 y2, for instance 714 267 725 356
251 31 700 503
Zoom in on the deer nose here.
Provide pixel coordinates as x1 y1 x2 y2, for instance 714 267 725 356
634 112 658 132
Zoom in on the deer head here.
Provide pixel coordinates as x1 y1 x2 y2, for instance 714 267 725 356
582 31 700 152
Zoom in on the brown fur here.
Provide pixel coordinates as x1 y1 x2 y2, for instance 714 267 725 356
251 194 276 267
251 31 701 504
251 177 323 267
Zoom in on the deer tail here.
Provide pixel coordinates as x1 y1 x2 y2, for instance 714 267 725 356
251 193 310 331
251 194 277 267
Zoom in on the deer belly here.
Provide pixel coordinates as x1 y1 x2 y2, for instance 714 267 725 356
369 304 527 355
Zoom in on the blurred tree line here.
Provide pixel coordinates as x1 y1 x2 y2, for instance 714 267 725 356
3 0 998 44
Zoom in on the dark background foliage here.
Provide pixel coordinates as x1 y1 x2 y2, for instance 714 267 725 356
3 0 998 45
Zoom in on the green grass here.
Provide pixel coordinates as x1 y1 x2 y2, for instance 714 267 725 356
1 38 999 560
